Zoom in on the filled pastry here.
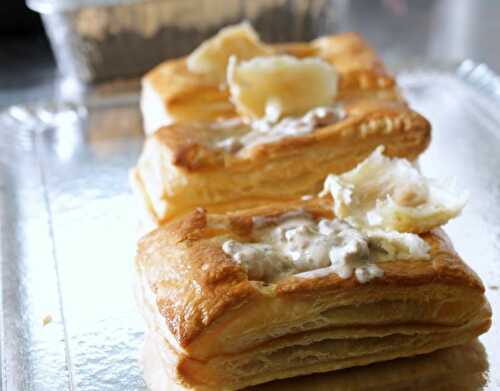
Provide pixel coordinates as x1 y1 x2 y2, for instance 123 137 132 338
133 25 431 228
135 150 491 391
141 23 401 134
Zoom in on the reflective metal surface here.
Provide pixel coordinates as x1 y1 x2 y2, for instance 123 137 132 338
0 101 146 390
1 63 500 390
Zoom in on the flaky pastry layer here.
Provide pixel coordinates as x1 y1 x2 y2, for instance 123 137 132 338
141 315 489 391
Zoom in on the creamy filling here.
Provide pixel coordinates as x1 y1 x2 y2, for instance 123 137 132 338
215 106 344 152
222 213 429 283
220 147 466 283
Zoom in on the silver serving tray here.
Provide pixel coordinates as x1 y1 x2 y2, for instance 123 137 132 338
1 61 499 390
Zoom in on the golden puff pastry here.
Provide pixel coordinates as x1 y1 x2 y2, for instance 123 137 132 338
141 30 401 134
135 203 491 391
132 99 430 227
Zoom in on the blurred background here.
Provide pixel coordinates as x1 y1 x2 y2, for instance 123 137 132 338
2 0 500 108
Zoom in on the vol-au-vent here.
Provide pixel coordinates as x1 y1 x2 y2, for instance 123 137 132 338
132 97 430 227
133 23 431 228
135 201 491 391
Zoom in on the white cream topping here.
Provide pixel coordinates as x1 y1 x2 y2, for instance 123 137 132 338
214 106 344 152
320 146 468 233
221 213 429 284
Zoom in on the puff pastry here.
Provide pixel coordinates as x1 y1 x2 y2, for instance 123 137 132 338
141 31 401 134
135 202 491 391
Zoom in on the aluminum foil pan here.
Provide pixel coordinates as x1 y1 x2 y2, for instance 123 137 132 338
28 0 348 82
0 61 499 390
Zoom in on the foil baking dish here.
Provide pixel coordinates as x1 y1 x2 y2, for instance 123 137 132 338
0 61 499 390
27 0 347 83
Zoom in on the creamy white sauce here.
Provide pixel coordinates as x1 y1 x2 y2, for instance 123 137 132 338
222 240 291 281
215 106 344 152
221 213 429 283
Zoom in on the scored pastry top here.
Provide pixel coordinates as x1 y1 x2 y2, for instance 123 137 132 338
321 146 468 233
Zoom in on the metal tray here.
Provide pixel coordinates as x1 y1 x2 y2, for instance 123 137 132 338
1 61 499 390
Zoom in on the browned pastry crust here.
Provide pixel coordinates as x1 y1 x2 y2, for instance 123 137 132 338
135 202 491 390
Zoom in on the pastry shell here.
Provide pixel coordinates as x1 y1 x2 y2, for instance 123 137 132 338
135 202 491 390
